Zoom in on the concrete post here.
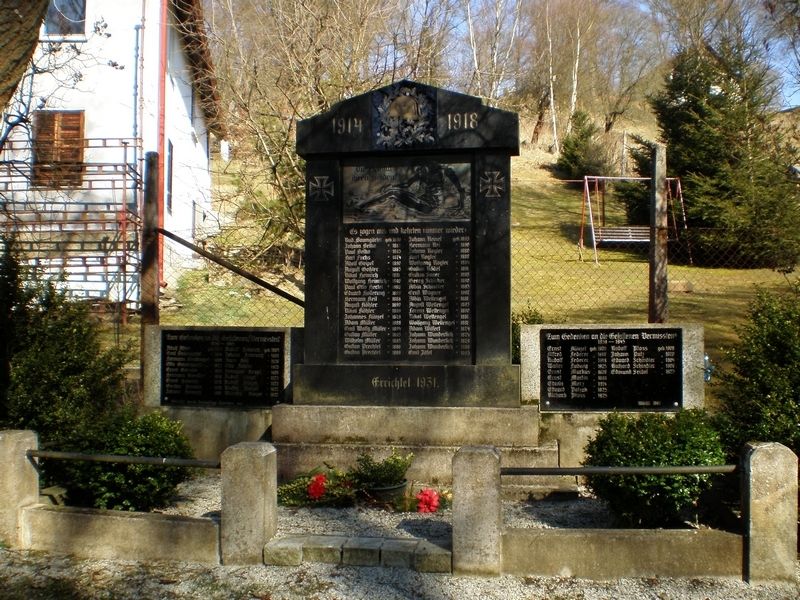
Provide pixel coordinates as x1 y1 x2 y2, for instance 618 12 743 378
0 431 39 546
221 442 277 564
452 445 503 575
742 442 798 583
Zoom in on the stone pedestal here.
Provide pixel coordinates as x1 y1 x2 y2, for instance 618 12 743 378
220 442 277 564
742 442 798 583
0 430 39 546
452 446 502 575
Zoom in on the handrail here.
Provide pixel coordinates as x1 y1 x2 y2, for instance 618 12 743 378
501 465 737 476
27 449 220 470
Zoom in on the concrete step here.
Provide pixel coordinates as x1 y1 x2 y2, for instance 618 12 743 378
264 534 451 572
271 404 541 447
273 441 561 487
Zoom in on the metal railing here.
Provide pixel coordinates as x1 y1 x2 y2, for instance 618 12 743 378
27 449 220 470
501 465 737 476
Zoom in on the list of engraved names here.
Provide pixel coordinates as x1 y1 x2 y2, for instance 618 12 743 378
161 330 284 407
541 328 682 410
342 224 472 362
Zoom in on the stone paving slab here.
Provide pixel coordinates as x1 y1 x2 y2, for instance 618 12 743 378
342 537 383 566
263 535 451 573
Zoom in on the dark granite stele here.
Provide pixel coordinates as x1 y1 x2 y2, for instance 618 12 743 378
295 80 520 407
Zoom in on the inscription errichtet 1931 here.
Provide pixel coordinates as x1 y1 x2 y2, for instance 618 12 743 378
161 328 284 408
540 327 683 411
294 80 519 406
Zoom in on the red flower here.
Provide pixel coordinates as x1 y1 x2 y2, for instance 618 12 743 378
415 488 440 513
307 474 327 500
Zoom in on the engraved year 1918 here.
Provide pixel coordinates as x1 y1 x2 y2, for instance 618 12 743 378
446 112 478 131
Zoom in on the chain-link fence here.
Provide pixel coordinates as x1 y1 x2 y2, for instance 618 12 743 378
155 175 791 363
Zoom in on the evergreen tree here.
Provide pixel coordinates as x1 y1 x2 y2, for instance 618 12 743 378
647 39 800 270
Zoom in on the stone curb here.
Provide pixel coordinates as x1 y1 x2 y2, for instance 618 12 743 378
264 535 452 573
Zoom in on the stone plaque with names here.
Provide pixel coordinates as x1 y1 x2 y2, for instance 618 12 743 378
161 328 284 408
295 80 520 406
540 327 683 410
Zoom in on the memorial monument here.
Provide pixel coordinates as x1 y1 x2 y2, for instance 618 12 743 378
293 80 520 406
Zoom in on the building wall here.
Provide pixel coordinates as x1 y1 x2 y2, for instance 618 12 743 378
2 0 218 299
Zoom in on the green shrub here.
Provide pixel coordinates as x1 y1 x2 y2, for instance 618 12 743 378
714 282 800 458
54 411 194 511
349 448 413 488
555 111 615 181
277 465 356 507
583 411 726 527
511 304 546 364
277 449 413 508
1 239 193 511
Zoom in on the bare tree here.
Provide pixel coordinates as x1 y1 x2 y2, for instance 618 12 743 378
204 0 401 267
588 2 661 132
461 0 523 104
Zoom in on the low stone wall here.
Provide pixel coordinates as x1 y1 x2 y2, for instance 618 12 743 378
502 529 742 579
20 506 220 564
452 443 798 583
0 432 278 566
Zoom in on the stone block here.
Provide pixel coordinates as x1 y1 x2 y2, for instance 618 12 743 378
263 536 304 566
502 528 742 579
414 540 452 573
302 535 347 564
452 446 502 575
342 537 383 566
381 539 419 568
742 442 798 583
20 505 219 563
0 430 39 546
221 442 277 564
271 405 539 447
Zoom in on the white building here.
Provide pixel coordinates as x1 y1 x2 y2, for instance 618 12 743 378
0 0 223 313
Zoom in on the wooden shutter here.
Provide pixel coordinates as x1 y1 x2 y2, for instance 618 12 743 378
32 110 84 188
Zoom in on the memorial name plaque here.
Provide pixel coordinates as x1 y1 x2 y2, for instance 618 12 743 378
294 80 520 406
161 329 284 408
341 159 472 363
540 327 683 410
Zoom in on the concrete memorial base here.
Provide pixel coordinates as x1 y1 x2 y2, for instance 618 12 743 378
271 404 573 495
292 364 520 407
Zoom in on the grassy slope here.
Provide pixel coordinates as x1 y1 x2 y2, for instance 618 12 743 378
510 152 790 373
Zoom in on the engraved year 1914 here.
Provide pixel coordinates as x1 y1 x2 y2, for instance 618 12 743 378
332 117 364 135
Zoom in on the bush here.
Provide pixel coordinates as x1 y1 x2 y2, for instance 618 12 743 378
277 465 356 507
54 411 194 511
714 282 800 458
555 111 615 181
1 238 194 511
349 448 413 489
511 304 546 364
583 411 726 527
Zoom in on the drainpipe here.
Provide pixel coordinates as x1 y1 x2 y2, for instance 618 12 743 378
157 0 168 285
133 24 141 195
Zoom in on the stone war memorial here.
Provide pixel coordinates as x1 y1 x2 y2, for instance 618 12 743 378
293 80 519 406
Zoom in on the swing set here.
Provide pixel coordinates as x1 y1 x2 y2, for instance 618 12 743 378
578 175 691 264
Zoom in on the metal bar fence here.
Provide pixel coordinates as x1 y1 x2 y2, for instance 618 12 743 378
27 449 220 470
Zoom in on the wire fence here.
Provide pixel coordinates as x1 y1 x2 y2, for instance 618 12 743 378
156 176 792 362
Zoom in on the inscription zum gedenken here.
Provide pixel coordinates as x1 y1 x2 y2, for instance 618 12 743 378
540 328 682 410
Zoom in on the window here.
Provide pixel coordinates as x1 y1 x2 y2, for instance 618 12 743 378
44 0 86 37
32 111 85 188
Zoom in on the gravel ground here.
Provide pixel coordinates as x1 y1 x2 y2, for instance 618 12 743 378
1 473 797 600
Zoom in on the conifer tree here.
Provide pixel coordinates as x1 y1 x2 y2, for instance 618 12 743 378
648 38 800 270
